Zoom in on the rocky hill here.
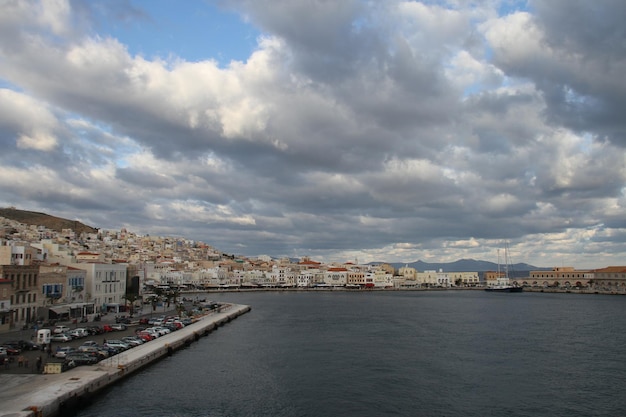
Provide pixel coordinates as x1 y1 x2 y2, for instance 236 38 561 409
0 207 98 235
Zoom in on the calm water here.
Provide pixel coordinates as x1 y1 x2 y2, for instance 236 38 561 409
75 291 626 417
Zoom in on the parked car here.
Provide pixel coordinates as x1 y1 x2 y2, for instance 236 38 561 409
122 336 144 347
53 325 71 334
0 347 7 362
1 344 21 355
144 328 161 338
136 331 154 342
50 333 72 342
80 340 99 347
100 345 120 356
65 352 99 366
16 340 40 351
60 359 76 372
164 324 178 332
104 340 130 351
110 323 127 331
68 328 88 339
152 326 171 335
102 324 113 332
86 326 104 335
77 346 108 360
54 346 76 359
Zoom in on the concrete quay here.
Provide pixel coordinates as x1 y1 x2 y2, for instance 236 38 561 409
0 303 251 417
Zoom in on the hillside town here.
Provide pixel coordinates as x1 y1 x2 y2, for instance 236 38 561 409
1 215 625 333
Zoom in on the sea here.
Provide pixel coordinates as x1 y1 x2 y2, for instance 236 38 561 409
74 290 626 417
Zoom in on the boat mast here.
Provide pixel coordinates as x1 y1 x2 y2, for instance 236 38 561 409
503 242 509 279
497 249 501 277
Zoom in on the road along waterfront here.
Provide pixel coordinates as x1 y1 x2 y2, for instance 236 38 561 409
0 303 251 417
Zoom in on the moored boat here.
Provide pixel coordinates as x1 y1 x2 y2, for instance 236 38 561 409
485 243 523 293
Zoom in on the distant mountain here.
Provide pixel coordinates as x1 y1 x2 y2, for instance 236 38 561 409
385 258 548 274
0 207 98 235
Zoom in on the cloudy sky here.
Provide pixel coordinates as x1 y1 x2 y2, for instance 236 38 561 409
1 0 625 268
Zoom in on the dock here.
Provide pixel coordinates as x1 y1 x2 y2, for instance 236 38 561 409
0 303 251 417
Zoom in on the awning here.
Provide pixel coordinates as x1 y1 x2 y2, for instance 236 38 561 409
49 306 70 315
67 303 94 310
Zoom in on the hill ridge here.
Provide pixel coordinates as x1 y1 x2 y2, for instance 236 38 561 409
0 207 98 235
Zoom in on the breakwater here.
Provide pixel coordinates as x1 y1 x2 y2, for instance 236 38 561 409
0 303 251 417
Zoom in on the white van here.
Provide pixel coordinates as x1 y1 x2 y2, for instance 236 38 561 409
37 329 51 346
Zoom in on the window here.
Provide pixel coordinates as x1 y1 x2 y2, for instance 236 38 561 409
69 276 84 289
42 284 63 298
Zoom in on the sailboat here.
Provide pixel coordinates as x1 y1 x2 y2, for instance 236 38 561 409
484 243 523 293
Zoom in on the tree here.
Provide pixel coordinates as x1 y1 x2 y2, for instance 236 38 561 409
151 287 165 312
166 288 180 308
122 293 139 316
176 303 186 317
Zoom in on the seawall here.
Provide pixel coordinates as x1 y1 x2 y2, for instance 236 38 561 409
0 303 251 417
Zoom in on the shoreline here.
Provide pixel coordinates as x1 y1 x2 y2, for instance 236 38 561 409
183 286 626 296
0 303 251 417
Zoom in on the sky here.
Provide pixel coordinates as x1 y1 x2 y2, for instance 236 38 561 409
0 0 625 269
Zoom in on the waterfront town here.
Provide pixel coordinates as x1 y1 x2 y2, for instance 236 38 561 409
1 214 625 334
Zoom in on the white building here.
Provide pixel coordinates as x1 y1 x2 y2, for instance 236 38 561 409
324 268 348 286
415 270 451 287
70 262 127 313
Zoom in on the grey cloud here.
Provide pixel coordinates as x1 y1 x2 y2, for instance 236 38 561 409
492 1 626 147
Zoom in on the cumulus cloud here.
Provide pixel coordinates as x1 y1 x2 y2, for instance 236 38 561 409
0 0 624 268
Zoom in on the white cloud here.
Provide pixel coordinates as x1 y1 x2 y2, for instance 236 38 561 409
17 131 57 151
0 89 59 150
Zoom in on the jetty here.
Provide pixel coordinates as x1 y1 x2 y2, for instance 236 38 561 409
0 303 251 417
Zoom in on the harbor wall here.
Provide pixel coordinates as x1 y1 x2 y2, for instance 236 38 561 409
0 303 251 417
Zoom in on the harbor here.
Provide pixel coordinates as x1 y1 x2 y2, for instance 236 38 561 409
0 303 251 417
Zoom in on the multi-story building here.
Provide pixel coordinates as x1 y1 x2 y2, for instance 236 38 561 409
38 263 66 312
38 264 92 320
269 265 297 287
0 242 42 265
592 266 626 290
415 270 450 287
0 278 12 332
347 269 366 286
324 267 348 286
70 262 127 314
449 271 480 287
0 264 39 326
528 267 593 288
